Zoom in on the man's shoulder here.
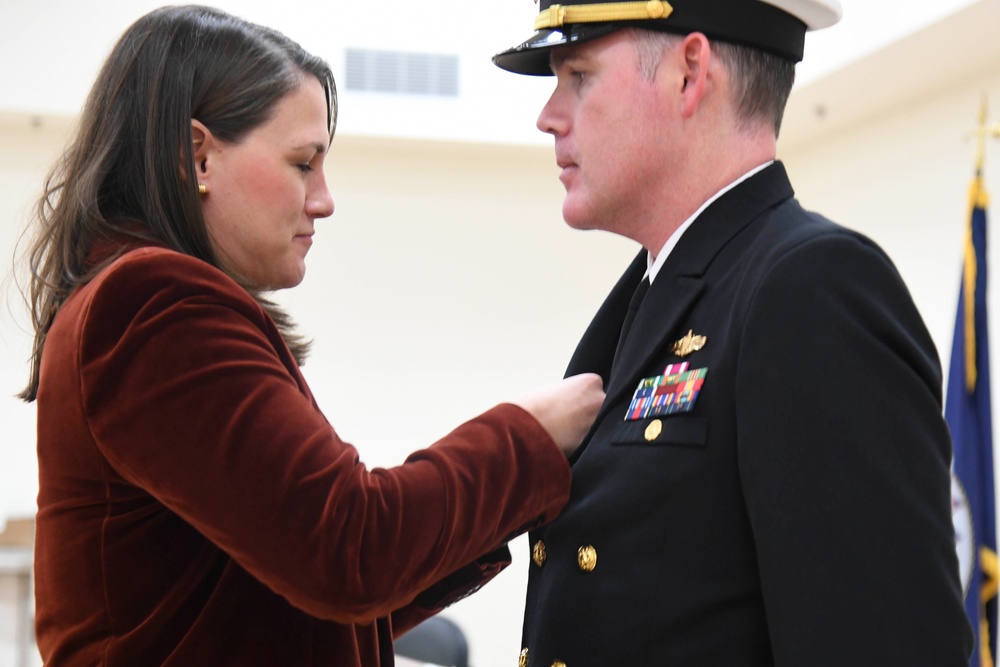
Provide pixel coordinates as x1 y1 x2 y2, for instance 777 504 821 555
757 199 882 258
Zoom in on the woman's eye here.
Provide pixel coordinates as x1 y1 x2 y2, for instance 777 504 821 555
297 164 313 173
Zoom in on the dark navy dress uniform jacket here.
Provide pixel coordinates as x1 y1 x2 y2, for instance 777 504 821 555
520 162 973 666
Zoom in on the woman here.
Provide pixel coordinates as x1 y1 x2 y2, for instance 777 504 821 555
18 6 603 666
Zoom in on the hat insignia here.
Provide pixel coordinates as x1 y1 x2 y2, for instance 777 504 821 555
671 330 706 357
535 1 673 30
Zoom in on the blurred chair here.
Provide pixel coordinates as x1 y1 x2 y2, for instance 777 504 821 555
394 615 469 667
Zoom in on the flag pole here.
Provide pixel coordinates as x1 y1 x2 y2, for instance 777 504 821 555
966 99 1000 392
983 97 1000 667
952 94 1000 667
974 94 1000 177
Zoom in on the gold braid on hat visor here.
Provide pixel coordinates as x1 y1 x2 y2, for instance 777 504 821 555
534 0 673 30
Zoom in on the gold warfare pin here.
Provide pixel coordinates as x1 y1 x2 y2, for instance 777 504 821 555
671 330 706 357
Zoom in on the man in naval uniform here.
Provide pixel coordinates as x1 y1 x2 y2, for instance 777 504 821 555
493 1 973 665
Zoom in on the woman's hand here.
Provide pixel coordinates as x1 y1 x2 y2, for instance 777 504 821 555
512 373 605 456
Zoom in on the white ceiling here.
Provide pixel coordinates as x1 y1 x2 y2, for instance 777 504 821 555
781 0 1000 153
0 0 991 145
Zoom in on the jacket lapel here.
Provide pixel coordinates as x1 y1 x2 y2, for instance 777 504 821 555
566 252 647 385
580 162 796 424
602 275 705 415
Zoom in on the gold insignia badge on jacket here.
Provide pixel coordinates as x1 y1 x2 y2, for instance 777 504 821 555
671 330 706 357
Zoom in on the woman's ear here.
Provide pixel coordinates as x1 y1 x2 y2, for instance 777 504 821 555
188 119 213 186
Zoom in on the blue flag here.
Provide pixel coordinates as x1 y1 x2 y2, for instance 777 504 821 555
947 173 998 667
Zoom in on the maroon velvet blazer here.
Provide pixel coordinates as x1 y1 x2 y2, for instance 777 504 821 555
34 246 571 666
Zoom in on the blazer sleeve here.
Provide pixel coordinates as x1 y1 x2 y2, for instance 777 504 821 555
734 232 972 665
73 249 571 624
389 545 511 637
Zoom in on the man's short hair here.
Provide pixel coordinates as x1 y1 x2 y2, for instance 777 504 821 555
631 29 796 137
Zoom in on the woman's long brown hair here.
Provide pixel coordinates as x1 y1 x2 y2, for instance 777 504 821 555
18 5 337 401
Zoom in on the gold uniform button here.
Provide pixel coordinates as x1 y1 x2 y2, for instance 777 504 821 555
532 540 547 567
644 419 662 442
577 545 597 572
518 647 529 667
551 661 567 667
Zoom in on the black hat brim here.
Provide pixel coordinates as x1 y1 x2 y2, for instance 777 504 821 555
492 24 623 76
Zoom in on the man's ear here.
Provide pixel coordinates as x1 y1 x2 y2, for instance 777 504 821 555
677 32 711 119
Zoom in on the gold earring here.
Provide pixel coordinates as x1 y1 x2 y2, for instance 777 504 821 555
198 183 207 196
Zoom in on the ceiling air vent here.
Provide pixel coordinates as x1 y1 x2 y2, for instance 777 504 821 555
344 48 459 97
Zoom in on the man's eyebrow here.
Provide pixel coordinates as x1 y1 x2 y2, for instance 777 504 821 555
550 47 585 72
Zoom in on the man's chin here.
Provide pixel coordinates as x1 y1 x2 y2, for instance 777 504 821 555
563 220 597 232
561 202 598 232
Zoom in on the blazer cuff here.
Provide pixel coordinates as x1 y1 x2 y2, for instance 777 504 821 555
414 545 510 610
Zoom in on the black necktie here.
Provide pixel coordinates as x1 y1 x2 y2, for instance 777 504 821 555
613 276 650 369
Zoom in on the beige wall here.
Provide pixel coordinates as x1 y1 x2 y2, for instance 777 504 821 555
0 116 75 522
2 59 1000 667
